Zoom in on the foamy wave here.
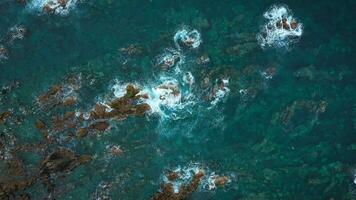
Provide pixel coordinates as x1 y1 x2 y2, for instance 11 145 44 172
202 172 232 190
257 5 303 49
110 78 194 119
174 27 202 50
27 0 77 15
162 163 204 193
209 78 230 107
144 78 195 119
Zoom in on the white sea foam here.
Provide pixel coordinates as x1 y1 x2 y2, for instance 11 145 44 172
174 28 202 50
110 78 194 120
210 78 230 107
257 5 303 49
162 163 204 193
201 172 232 190
182 71 195 87
27 0 78 15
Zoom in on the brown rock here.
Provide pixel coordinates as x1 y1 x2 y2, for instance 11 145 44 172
40 148 91 175
166 172 179 181
58 0 68 7
62 96 77 106
35 119 46 130
38 85 61 103
214 176 230 187
0 111 12 124
110 146 124 156
282 18 290 30
290 21 298 30
76 128 88 138
89 121 110 132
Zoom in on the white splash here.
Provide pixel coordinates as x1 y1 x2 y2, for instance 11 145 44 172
257 5 303 49
182 71 195 87
112 80 130 98
202 172 231 190
174 28 202 50
110 78 193 119
210 78 230 106
27 0 78 15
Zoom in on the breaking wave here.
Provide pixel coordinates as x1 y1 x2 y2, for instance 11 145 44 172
257 4 303 49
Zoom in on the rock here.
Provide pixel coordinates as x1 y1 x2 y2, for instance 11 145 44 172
40 149 91 175
109 146 124 156
76 128 88 138
125 84 140 98
38 85 62 103
0 178 36 200
214 176 230 187
0 111 12 124
151 170 205 200
282 18 290 30
58 0 68 7
89 121 110 132
166 172 180 181
62 97 77 106
290 21 298 30
35 119 46 130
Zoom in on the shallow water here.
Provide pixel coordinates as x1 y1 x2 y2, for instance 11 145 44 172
0 0 355 199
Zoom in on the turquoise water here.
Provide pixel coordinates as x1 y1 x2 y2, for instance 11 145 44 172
0 0 355 199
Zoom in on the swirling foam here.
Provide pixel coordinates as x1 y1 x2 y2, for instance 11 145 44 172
174 28 202 50
27 0 78 15
257 5 303 49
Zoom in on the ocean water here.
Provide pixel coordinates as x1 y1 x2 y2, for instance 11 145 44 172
0 0 355 199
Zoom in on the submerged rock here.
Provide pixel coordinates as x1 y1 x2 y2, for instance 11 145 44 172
40 148 91 175
119 44 145 56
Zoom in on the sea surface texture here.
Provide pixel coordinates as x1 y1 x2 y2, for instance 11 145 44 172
0 0 355 199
